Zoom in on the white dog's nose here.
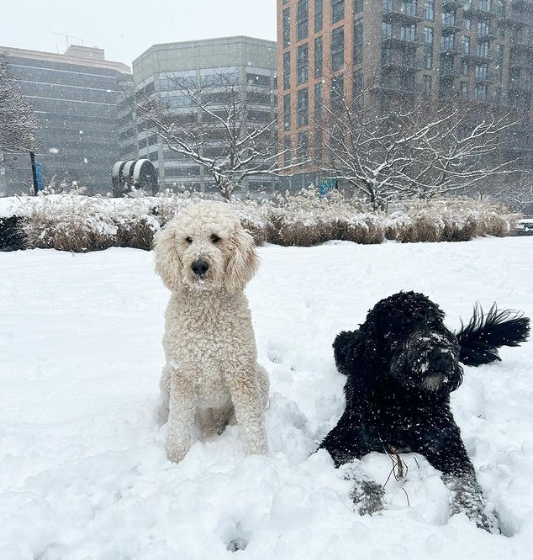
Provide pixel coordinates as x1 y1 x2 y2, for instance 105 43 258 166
191 259 209 277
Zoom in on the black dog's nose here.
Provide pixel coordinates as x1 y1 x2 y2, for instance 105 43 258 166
429 348 453 371
191 259 209 277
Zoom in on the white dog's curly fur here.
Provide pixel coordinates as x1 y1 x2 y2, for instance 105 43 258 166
154 202 269 463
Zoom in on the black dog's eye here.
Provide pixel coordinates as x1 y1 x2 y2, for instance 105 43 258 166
211 234 221 244
185 237 193 244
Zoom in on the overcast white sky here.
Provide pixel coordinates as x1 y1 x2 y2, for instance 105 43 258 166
2 0 277 67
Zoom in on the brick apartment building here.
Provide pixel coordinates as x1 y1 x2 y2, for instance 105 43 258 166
277 0 533 185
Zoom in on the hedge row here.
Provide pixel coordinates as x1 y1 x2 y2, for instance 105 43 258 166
0 190 516 253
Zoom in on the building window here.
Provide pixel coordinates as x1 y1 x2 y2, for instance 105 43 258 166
462 35 471 55
441 56 454 76
382 21 393 38
297 0 309 41
315 0 323 32
314 82 323 121
460 81 469 98
297 88 309 127
331 26 345 71
425 0 435 21
401 24 416 41
284 136 292 165
354 0 363 14
353 19 363 65
475 63 488 80
478 20 490 38
442 11 457 27
475 83 487 100
441 33 455 51
283 8 291 48
423 74 432 94
494 43 504 79
284 93 291 131
331 75 344 111
297 44 309 85
283 52 291 90
314 36 323 78
424 26 434 69
477 41 489 57
332 0 345 24
297 131 309 158
314 130 323 163
462 59 469 76
353 69 364 106
463 18 471 31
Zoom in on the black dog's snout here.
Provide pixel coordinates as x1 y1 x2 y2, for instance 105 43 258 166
191 259 209 277
429 348 453 372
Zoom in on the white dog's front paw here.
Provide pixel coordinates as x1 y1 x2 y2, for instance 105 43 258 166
166 439 190 463
245 437 269 456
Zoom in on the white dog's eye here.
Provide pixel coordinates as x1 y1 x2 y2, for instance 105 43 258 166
211 234 221 244
185 237 193 244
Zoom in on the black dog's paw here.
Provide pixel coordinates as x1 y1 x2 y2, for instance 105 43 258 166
446 474 498 533
350 479 386 516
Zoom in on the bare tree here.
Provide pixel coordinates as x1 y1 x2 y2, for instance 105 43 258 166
0 54 38 153
135 71 301 199
317 81 518 210
480 171 533 214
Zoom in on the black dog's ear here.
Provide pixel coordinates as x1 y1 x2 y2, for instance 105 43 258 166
457 303 530 367
333 330 358 375
333 316 380 389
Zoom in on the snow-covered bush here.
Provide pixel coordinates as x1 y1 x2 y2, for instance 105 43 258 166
4 189 517 252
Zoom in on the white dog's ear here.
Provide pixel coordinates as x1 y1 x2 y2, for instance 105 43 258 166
225 225 259 293
154 220 183 292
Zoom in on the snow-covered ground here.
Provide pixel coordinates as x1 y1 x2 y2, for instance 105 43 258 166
1 237 532 560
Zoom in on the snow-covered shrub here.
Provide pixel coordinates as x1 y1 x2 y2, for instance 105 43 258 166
0 216 25 251
4 188 517 252
21 194 118 252
385 199 515 243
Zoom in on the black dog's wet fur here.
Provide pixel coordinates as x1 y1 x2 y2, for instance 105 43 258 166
320 291 530 531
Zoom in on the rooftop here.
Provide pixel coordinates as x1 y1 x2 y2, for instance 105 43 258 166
0 44 131 74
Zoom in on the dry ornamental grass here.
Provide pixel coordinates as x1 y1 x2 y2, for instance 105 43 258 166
8 188 517 252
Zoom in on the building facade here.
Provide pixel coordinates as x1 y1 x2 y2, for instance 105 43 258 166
0 45 131 196
277 0 533 181
127 36 278 195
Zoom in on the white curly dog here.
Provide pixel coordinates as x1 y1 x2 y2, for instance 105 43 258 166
154 202 269 463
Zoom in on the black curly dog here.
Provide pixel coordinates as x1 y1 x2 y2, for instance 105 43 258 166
320 292 530 531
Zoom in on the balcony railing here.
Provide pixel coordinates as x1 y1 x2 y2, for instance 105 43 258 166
442 19 464 34
382 0 424 22
373 76 423 96
382 31 424 47
474 71 499 83
462 49 495 62
440 42 462 55
463 2 499 19
477 29 498 42
442 0 464 11
440 65 463 79
381 55 424 72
